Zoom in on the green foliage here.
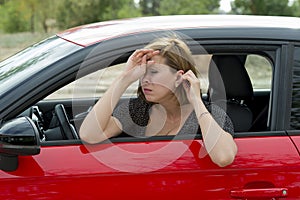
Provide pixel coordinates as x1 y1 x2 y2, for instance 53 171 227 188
139 0 160 15
1 0 29 33
140 0 220 16
0 0 299 33
116 1 142 19
34 0 57 33
102 0 141 21
56 0 141 29
0 0 58 33
159 0 220 15
231 0 294 16
56 0 103 29
290 0 300 17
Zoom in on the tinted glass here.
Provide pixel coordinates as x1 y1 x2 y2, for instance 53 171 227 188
291 47 300 129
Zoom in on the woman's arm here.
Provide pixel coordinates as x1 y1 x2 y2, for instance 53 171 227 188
79 75 131 144
79 49 158 144
182 70 238 167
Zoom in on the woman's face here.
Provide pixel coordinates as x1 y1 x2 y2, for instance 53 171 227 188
141 55 180 103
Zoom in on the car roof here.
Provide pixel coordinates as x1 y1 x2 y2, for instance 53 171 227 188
57 15 300 47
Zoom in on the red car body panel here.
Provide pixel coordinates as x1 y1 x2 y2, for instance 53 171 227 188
291 135 300 154
0 136 299 199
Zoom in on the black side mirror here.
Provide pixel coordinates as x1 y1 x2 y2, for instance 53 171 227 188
0 117 41 171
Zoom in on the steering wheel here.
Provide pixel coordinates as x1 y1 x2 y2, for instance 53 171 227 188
54 104 79 140
29 106 46 141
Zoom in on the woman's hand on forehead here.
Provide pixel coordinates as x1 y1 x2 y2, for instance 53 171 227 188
132 49 160 63
123 49 160 83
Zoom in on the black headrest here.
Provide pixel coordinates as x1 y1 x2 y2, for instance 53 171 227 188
208 55 253 101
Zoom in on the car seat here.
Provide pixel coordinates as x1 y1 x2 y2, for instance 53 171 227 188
207 55 254 132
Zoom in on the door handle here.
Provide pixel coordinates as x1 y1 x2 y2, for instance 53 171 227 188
230 188 288 198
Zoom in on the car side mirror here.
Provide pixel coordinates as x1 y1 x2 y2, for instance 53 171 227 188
0 116 41 171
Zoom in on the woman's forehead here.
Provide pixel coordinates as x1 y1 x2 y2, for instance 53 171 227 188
151 55 166 63
147 62 177 73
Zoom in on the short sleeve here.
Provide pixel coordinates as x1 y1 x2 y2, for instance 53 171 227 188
208 103 235 136
112 98 149 137
112 99 130 131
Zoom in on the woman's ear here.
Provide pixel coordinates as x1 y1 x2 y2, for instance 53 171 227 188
175 70 184 87
177 70 184 76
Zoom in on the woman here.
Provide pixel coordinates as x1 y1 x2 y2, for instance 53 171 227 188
80 36 237 167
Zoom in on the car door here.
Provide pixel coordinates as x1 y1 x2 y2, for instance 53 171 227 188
0 132 299 199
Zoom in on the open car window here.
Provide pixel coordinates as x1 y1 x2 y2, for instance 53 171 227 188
46 63 138 99
45 54 272 100
44 52 273 135
45 55 211 100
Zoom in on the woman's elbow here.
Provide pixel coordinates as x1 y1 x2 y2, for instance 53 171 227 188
79 129 91 144
213 145 238 167
79 127 98 144
214 153 235 167
79 125 110 144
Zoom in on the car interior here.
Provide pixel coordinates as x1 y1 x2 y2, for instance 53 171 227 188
18 50 272 142
207 55 269 132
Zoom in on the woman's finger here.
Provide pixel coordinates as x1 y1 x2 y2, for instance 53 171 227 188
141 54 147 65
132 49 159 61
182 74 192 83
147 50 160 59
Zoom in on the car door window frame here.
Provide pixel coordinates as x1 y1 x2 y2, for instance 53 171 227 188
39 40 286 146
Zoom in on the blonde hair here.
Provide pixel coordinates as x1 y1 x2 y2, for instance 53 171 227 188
137 35 198 104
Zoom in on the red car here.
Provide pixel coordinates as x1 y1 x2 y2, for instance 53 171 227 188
0 15 300 199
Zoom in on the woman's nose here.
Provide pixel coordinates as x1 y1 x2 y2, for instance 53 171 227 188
141 73 150 84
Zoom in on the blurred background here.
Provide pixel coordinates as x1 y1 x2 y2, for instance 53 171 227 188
0 0 299 61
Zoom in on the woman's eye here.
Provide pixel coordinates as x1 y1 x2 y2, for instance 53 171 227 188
150 70 158 74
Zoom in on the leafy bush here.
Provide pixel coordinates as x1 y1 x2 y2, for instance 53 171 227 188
1 1 29 33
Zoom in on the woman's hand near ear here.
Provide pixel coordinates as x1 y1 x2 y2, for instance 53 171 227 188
181 70 202 106
182 70 237 167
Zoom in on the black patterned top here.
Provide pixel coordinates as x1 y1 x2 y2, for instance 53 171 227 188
113 97 234 137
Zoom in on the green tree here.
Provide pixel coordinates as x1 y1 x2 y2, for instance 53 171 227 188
56 0 102 29
139 0 160 15
158 0 220 15
0 0 58 33
1 0 29 33
56 0 141 29
22 0 38 33
102 0 141 20
0 0 6 5
231 0 294 16
139 0 220 16
35 0 58 33
116 0 142 19
290 0 300 17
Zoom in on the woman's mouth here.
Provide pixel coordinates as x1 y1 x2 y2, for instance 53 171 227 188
143 88 152 94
